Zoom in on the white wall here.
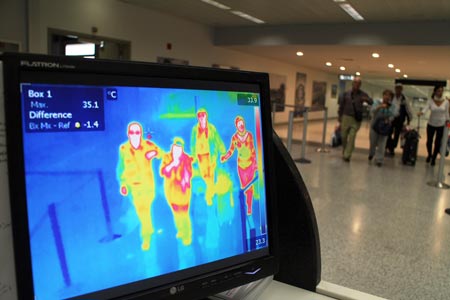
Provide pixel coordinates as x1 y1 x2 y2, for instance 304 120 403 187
360 81 384 101
27 0 339 122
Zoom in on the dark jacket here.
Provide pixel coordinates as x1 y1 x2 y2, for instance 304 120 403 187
338 90 373 121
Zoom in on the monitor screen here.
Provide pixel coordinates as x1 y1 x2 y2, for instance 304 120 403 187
2 54 276 300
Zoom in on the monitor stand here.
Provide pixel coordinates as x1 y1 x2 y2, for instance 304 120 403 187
271 131 321 291
209 131 322 299
209 276 274 300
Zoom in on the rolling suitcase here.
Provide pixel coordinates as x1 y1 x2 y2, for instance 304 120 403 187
402 129 419 166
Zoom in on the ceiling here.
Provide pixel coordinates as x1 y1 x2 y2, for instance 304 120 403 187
122 0 450 26
228 45 450 81
121 0 450 81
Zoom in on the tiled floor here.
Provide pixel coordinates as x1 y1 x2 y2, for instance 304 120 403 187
274 122 450 300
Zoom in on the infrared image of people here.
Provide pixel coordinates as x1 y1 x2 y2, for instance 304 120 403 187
117 121 162 251
20 84 269 299
160 137 194 246
221 116 258 216
190 108 226 206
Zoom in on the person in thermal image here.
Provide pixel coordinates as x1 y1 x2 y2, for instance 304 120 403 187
117 121 161 251
160 137 194 246
190 108 226 206
221 116 257 215
215 168 235 225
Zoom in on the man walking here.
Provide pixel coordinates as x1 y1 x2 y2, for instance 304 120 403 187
338 77 373 161
117 121 162 251
386 83 413 155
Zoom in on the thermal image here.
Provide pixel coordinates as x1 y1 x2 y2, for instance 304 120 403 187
20 84 269 299
117 122 162 251
160 137 193 246
190 108 226 206
221 116 258 215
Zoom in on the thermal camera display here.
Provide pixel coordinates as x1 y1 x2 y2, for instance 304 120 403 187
20 83 269 299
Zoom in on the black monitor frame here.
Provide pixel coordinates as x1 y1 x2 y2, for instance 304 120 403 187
1 53 279 300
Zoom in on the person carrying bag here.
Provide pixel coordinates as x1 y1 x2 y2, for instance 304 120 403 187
372 114 392 136
368 90 396 167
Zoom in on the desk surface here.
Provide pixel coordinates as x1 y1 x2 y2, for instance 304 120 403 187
259 280 334 300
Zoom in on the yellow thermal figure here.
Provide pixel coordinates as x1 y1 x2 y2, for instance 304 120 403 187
117 122 161 251
221 116 257 215
215 169 235 225
160 138 194 246
190 109 226 206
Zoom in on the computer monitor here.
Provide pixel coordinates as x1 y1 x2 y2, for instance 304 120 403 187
1 53 278 300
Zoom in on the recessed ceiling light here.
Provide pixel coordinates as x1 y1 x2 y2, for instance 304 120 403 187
372 53 380 58
339 3 364 21
200 0 230 10
388 64 394 68
231 11 265 24
340 66 346 71
326 62 332 66
296 51 304 56
403 74 408 78
395 68 401 73
355 72 361 76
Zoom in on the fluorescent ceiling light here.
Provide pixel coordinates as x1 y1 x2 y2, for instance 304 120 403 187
333 0 346 2
339 3 364 21
403 74 408 78
339 75 354 81
65 43 95 56
372 52 380 58
340 66 346 71
200 0 230 10
326 62 332 66
388 64 394 68
296 51 304 56
395 68 401 73
231 11 265 24
355 72 361 76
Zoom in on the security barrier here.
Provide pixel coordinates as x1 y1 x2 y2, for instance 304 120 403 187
316 107 330 153
427 122 450 189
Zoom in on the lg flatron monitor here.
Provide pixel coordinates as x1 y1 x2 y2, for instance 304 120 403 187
1 53 278 300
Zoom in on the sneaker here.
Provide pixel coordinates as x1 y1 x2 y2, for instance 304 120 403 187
368 155 373 161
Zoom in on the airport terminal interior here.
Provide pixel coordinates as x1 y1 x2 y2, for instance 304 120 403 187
1 0 450 299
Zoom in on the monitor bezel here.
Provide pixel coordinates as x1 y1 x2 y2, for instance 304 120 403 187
1 53 279 300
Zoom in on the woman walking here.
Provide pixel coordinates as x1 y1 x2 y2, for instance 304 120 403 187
418 86 450 166
369 90 396 167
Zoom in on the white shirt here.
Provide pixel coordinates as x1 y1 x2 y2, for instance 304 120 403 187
391 94 413 120
421 98 450 127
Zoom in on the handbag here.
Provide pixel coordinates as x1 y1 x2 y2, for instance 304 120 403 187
372 116 392 136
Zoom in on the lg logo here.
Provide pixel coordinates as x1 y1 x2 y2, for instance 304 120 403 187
169 285 185 295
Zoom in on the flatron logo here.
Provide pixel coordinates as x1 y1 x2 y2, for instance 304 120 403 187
20 60 61 68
